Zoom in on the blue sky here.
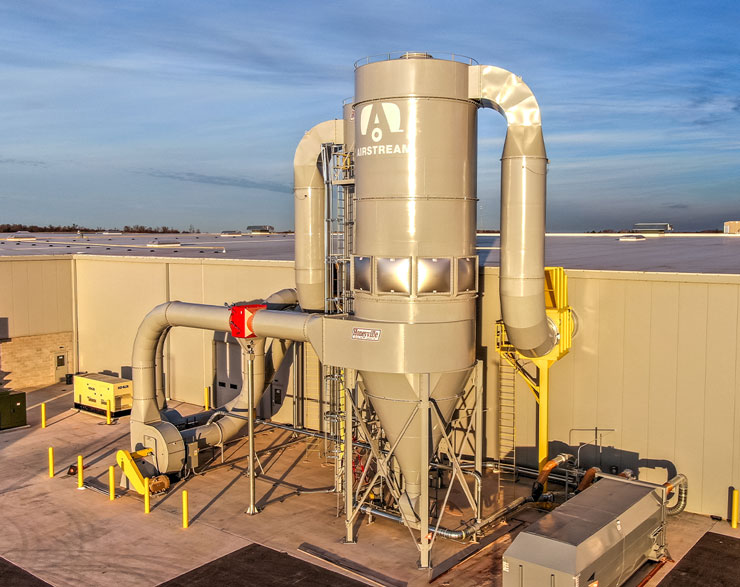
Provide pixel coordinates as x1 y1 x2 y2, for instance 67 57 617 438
1 1 738 232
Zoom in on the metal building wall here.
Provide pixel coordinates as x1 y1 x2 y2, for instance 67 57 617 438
5 254 734 518
74 256 295 405
0 256 74 388
480 267 740 518
0 256 73 338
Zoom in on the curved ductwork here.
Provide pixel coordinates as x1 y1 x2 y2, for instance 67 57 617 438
469 66 559 357
664 473 688 516
294 119 344 311
130 297 323 473
531 452 573 501
131 302 233 425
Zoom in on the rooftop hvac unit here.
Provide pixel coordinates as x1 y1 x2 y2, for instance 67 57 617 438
502 477 668 587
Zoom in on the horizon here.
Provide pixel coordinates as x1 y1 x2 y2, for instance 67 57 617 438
1 2 738 232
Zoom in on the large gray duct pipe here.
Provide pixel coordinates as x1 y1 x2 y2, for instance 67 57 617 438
130 295 321 474
469 65 558 357
294 119 344 311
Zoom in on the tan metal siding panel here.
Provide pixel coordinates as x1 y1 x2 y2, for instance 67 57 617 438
732 287 740 504
55 259 74 332
643 282 679 485
621 281 652 476
595 278 626 463
701 284 738 515
75 259 167 377
674 282 708 512
168 328 208 405
733 288 740 498
569 276 599 437
0 263 12 337
39 261 59 333
168 263 204 303
10 262 29 336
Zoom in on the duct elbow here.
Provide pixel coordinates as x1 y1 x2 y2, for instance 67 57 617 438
664 473 688 516
532 453 573 501
472 66 555 358
294 119 343 312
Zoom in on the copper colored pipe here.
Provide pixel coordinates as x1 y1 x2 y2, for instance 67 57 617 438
531 453 572 501
575 467 601 494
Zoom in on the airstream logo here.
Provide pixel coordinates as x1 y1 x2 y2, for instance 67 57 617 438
352 327 381 341
356 102 409 157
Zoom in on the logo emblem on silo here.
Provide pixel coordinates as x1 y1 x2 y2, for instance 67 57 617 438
360 103 403 142
356 102 409 157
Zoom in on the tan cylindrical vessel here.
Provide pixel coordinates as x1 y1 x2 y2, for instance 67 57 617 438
352 55 478 510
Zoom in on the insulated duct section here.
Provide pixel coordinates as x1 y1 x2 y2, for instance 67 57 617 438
294 119 344 311
469 66 559 357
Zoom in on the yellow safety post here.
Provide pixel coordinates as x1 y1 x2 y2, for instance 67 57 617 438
108 466 115 501
732 489 739 529
182 490 189 528
77 455 84 489
144 477 150 514
41 403 47 428
48 447 54 478
106 400 112 425
204 386 210 411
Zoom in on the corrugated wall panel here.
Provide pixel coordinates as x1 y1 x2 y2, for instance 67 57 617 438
644 282 679 485
570 278 599 440
620 281 652 476
734 289 740 508
594 279 626 464
701 284 738 515
674 282 708 512
10 262 30 336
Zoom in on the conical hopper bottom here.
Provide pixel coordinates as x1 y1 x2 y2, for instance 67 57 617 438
361 369 472 516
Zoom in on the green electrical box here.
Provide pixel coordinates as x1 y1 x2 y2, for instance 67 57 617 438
0 390 27 430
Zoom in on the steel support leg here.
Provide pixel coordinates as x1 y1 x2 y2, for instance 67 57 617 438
537 361 550 474
246 347 260 515
474 360 484 478
344 370 356 543
419 373 431 569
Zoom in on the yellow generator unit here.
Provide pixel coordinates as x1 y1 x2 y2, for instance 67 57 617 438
74 373 133 418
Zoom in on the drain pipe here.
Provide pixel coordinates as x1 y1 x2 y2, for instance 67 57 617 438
469 66 559 357
294 120 343 311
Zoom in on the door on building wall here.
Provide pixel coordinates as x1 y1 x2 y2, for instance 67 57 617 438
53 351 69 382
213 333 242 407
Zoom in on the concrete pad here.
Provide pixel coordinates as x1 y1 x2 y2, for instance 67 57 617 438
2 383 735 586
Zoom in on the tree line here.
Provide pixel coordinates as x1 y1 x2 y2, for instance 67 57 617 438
0 223 198 233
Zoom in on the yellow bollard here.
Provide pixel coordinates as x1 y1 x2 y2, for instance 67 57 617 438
108 465 115 501
144 477 150 514
204 386 210 411
48 447 54 478
106 400 112 425
41 403 47 428
77 455 84 489
182 490 189 528
732 489 739 529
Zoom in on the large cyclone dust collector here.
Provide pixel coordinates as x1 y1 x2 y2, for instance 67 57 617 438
128 52 558 567
325 53 557 513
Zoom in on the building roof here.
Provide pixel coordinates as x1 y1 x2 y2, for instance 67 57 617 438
1 232 739 275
